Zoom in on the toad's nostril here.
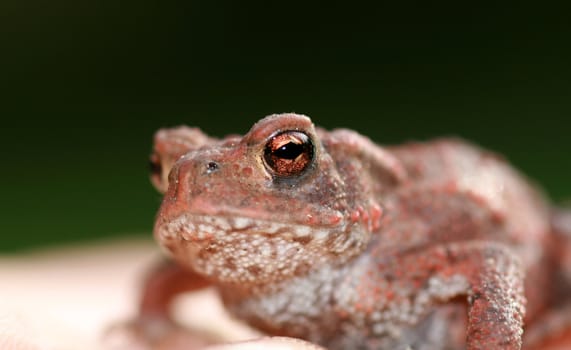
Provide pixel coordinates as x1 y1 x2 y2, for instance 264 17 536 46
206 161 219 174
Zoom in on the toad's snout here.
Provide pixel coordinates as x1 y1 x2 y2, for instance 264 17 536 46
165 158 209 198
157 150 237 226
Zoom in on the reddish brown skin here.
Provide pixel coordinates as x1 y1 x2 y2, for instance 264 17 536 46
142 113 571 349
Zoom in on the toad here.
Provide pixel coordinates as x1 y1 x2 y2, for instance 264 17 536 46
137 113 571 349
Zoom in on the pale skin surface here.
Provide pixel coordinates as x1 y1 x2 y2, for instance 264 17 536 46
0 239 321 350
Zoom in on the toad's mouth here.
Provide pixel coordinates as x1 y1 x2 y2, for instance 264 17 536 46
154 212 368 282
154 213 335 245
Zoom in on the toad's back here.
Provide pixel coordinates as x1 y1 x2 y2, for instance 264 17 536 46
387 138 551 246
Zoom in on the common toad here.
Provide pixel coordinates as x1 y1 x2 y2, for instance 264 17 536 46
140 113 571 349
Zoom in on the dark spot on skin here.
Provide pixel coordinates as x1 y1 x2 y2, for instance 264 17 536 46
384 273 395 282
205 245 218 254
347 239 358 250
293 235 313 245
285 247 301 259
276 227 291 235
224 257 236 270
247 265 262 276
294 262 311 276
325 232 339 249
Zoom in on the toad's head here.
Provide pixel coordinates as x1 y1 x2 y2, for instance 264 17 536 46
152 113 397 284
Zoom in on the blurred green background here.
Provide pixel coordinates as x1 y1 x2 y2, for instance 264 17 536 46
1 2 570 251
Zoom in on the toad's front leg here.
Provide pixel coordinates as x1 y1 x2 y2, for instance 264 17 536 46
105 260 214 349
364 241 526 350
460 244 525 349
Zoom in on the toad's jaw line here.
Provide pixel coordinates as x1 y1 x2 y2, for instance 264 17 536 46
155 213 336 243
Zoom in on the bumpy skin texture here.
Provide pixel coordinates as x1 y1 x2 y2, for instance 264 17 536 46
144 113 571 349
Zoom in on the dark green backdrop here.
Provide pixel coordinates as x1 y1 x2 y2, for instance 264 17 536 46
2 2 570 251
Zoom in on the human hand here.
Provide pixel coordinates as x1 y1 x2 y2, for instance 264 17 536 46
0 238 323 350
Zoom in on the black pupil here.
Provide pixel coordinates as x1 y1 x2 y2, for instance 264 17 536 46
274 142 304 159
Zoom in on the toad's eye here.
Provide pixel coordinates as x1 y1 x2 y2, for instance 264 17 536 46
149 154 162 178
149 153 167 192
263 131 314 177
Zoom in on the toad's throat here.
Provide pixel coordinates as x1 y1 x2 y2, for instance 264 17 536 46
155 213 336 244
